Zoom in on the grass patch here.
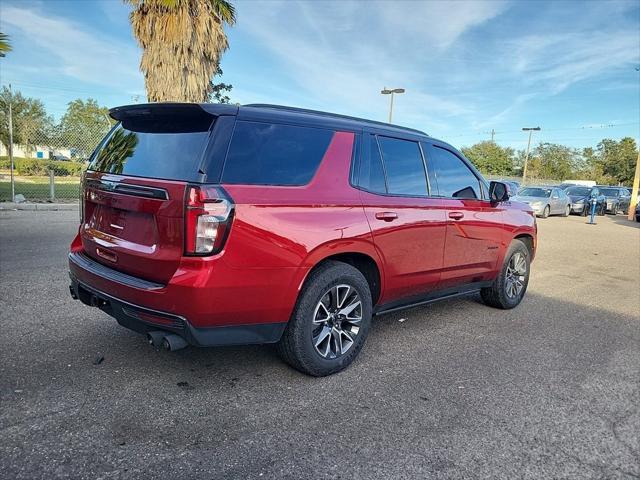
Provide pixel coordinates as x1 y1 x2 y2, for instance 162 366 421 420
0 175 80 202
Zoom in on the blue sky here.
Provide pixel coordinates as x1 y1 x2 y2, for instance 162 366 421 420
1 0 639 151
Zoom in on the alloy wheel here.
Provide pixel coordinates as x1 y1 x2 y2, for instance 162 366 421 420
312 284 362 359
505 252 527 299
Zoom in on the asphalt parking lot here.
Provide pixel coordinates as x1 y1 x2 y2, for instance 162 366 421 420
1 209 638 480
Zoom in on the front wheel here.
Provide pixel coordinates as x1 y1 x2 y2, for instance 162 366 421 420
581 204 589 216
481 240 530 309
562 204 570 217
277 261 373 376
540 205 550 218
598 204 606 216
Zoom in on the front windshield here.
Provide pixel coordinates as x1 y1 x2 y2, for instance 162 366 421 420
519 187 551 197
599 188 619 197
567 186 591 196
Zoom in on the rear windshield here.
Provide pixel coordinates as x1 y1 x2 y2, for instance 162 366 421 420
89 113 214 181
566 186 591 196
599 188 619 197
221 121 334 185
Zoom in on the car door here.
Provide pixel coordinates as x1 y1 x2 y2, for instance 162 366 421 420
357 133 446 304
423 142 503 288
619 188 631 211
550 188 562 214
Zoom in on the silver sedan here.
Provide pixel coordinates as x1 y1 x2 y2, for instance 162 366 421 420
511 186 571 218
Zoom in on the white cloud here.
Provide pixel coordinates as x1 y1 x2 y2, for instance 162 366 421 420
233 0 507 130
2 5 142 89
510 31 640 94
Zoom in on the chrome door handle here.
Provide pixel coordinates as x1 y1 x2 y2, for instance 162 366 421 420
375 212 398 222
448 211 464 220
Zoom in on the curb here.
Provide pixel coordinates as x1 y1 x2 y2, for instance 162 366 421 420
0 202 79 211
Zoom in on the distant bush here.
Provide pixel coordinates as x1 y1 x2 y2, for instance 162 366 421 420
0 156 86 176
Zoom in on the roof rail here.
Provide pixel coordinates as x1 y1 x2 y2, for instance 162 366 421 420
243 104 428 137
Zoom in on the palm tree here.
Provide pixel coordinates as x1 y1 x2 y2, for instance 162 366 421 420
125 0 235 102
0 32 12 58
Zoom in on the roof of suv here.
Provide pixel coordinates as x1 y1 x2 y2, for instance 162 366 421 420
109 102 430 140
241 104 429 138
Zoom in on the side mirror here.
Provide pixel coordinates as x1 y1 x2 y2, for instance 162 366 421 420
489 181 509 203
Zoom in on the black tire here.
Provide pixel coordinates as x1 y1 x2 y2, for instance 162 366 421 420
481 239 530 310
581 204 589 216
562 204 570 217
598 204 606 216
276 260 373 376
540 205 550 218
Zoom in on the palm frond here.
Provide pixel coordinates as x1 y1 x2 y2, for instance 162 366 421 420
0 32 12 57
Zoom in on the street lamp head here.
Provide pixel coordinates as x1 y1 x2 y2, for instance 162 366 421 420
381 88 405 95
522 127 541 131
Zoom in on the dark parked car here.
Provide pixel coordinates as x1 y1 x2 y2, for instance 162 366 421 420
496 180 520 197
636 202 640 222
597 186 631 215
69 103 537 376
566 186 606 216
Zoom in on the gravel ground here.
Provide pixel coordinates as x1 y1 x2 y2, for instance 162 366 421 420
0 209 638 480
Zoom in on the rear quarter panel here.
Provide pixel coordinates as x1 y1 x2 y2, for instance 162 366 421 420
220 131 383 323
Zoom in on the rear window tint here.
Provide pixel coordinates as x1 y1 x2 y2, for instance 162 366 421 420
222 121 334 185
89 113 213 181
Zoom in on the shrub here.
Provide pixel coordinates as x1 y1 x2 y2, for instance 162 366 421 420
0 156 86 176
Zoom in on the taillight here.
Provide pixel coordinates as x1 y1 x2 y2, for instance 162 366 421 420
184 185 233 255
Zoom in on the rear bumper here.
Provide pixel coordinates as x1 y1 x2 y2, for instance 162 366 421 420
571 203 587 213
69 274 286 346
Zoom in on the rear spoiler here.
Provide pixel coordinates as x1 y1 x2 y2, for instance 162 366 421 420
109 103 239 121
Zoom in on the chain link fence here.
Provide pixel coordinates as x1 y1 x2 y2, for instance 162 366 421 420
1 122 110 202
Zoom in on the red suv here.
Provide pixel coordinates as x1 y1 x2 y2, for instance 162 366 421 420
69 103 536 376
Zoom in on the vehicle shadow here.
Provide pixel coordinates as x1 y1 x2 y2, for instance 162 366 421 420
609 213 640 229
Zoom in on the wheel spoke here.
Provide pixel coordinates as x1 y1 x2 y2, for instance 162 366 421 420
339 299 361 318
331 328 343 355
336 285 351 308
314 301 331 324
313 326 332 357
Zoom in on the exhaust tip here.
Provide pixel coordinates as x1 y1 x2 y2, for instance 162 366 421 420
161 334 188 352
146 331 165 348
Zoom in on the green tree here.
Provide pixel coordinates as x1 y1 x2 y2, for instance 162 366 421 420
527 142 579 180
461 141 515 175
125 0 236 102
0 87 50 152
207 66 233 103
597 137 637 185
59 99 112 160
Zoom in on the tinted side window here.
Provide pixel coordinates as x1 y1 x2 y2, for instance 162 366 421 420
358 136 387 193
377 137 428 196
222 121 333 185
429 146 481 199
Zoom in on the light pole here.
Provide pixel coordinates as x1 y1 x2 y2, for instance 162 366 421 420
381 87 405 123
521 127 541 185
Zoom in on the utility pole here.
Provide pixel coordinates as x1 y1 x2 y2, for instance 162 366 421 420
8 83 14 202
490 129 495 142
627 150 639 221
521 127 541 185
381 87 405 123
